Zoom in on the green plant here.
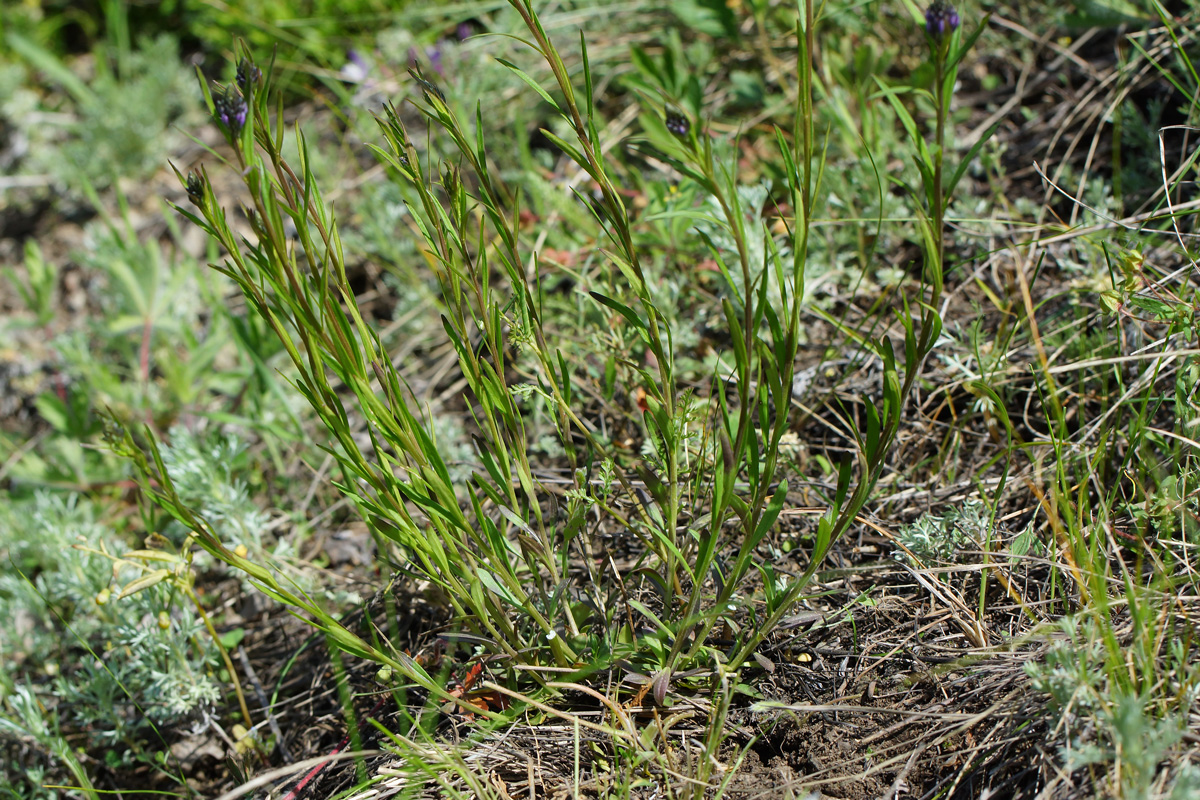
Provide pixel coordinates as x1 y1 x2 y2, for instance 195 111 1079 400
719 0 988 670
0 684 96 800
14 0 1200 796
0 187 249 491
121 0 990 716
2 242 58 329
1027 610 1200 799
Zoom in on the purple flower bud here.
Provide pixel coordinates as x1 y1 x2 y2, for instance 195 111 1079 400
925 1 959 39
457 22 472 41
214 87 248 135
665 111 690 138
236 57 261 92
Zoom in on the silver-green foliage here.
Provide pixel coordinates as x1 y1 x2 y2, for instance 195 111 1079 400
160 428 275 554
892 497 990 566
1028 615 1200 799
0 493 219 785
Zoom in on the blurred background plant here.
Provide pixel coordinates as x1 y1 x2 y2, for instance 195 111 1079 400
3 8 201 193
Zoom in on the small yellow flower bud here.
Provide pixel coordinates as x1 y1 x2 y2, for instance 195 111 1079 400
233 544 249 558
95 589 111 606
157 611 171 630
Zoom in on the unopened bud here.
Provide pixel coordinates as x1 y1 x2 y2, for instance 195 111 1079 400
185 172 205 207
236 57 262 92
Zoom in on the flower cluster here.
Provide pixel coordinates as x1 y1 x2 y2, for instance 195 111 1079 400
236 57 261 92
925 1 960 39
213 86 248 135
665 111 690 139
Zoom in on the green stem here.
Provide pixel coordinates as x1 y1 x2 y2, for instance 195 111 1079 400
729 22 955 670
187 585 253 730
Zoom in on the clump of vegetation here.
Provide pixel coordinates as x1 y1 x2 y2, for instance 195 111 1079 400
893 497 990 566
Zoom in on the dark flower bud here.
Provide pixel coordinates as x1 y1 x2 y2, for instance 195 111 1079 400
214 86 248 135
409 67 445 102
925 1 959 39
665 111 690 139
236 57 261 92
185 172 205 207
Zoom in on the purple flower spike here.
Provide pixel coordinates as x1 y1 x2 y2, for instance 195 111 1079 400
925 1 959 39
214 86 248 135
665 111 690 139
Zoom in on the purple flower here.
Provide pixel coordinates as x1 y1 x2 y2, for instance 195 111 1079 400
342 50 369 84
214 86 248 135
665 111 690 138
236 57 261 92
457 22 472 41
925 1 959 39
427 44 444 76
